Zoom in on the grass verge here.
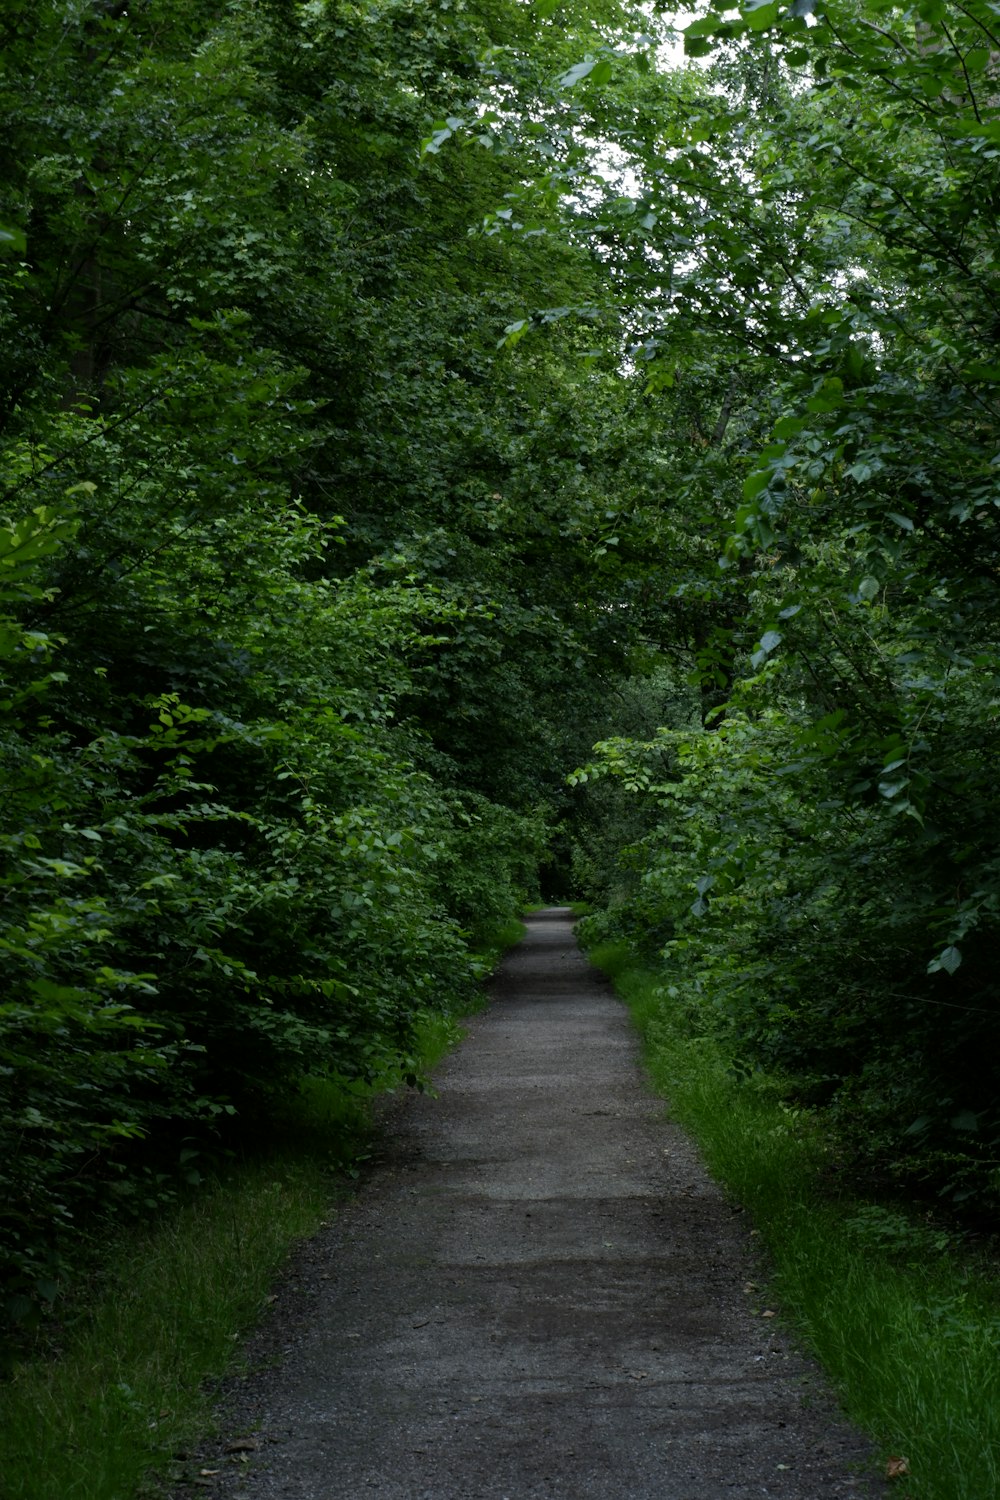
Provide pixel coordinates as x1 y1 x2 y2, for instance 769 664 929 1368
0 917 527 1500
471 915 527 979
589 939 1000 1500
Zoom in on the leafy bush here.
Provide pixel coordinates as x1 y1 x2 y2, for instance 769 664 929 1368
0 457 528 1323
573 687 1000 1214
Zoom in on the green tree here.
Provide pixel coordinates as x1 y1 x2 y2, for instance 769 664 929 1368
562 0 1000 1212
0 0 667 1326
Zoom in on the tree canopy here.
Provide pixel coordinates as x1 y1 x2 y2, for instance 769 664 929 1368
3 0 1000 1327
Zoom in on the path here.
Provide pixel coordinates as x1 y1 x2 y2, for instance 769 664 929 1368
197 909 885 1499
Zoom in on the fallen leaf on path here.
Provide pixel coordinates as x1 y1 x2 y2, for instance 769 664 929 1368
886 1456 910 1479
762 1309 777 1318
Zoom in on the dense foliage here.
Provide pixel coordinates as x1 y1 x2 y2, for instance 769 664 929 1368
4 0 1000 1333
565 0 1000 1215
0 0 654 1326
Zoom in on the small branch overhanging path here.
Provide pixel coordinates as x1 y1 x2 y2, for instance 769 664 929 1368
202 909 886 1500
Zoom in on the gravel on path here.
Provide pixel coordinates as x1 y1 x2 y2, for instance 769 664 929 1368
189 908 888 1499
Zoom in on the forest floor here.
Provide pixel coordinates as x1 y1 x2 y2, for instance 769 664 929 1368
176 908 889 1500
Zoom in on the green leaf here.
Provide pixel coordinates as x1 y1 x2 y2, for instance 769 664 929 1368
498 318 530 349
750 629 783 669
0 223 26 255
684 15 725 39
742 469 771 502
743 0 781 30
557 58 600 87
421 124 454 156
928 945 962 976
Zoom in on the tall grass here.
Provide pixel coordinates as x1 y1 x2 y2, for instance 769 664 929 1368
590 941 1000 1500
0 918 526 1500
0 1164 332 1499
0 1074 380 1500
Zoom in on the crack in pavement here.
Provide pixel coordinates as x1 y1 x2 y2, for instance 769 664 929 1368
191 907 888 1499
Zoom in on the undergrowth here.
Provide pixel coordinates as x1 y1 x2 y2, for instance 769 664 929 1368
0 918 525 1500
589 940 1000 1500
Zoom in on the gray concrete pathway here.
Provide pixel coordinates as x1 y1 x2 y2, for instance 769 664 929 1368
198 908 885 1499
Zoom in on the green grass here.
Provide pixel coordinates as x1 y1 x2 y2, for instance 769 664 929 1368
0 1131 340 1500
0 918 528 1500
589 940 1000 1500
471 915 527 977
